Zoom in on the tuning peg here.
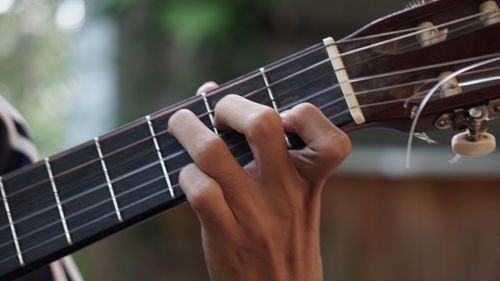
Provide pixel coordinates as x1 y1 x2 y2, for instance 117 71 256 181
451 131 496 156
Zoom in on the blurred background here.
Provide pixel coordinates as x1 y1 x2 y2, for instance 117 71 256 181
2 0 500 280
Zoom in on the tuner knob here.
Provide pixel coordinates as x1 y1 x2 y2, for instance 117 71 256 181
451 132 496 156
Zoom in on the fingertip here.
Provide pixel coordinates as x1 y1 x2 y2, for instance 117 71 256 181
168 109 196 136
281 103 320 134
196 81 219 95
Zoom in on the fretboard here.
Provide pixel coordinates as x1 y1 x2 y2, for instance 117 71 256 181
0 39 353 280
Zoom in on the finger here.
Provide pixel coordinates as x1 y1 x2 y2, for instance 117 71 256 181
179 164 237 230
281 103 351 183
196 81 218 96
214 94 294 180
169 109 250 188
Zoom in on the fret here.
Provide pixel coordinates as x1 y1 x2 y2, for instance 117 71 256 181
200 92 219 134
259 67 292 148
145 115 175 198
48 142 117 244
44 158 72 246
201 70 273 109
2 165 68 264
323 37 366 125
0 177 24 267
97 127 177 220
259 67 280 112
264 44 336 109
94 137 123 223
0 41 355 280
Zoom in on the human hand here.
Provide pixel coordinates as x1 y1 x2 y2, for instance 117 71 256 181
168 82 351 281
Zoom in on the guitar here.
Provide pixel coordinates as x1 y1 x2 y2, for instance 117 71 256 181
1 0 500 279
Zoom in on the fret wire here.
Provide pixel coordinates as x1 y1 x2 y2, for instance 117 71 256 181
0 177 25 266
0 15 492 272
259 67 292 148
10 50 493 205
0 50 492 234
0 16 485 199
0 19 492 243
5 157 178 246
145 115 175 199
0 107 354 267
6 106 352 251
200 92 219 135
94 137 123 223
0 60 380 239
44 158 73 246
259 67 280 112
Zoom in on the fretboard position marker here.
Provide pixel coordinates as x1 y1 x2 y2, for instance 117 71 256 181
94 137 123 222
0 177 25 266
45 158 73 246
145 115 175 198
259 67 292 148
323 37 366 125
200 92 219 135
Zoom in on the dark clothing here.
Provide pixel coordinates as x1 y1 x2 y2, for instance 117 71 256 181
0 96 82 281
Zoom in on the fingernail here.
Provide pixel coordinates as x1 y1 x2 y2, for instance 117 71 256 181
196 81 218 95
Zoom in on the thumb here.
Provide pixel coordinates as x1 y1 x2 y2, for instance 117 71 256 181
281 103 351 184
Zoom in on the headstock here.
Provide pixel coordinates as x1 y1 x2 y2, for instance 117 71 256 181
337 0 500 157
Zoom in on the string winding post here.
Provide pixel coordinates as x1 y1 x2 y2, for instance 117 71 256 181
405 56 500 168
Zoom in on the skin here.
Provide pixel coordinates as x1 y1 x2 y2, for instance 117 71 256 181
168 82 352 281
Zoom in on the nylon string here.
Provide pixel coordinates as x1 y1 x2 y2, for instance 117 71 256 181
0 11 499 264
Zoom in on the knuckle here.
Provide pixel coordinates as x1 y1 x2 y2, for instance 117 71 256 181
179 165 219 210
189 184 220 211
246 107 282 139
194 135 226 165
324 131 352 161
292 102 318 116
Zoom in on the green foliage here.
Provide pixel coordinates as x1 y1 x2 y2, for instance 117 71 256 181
160 2 231 45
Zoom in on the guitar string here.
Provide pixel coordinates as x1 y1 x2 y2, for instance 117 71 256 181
198 10 491 97
7 57 500 233
328 14 490 73
2 52 499 230
335 11 491 42
1 64 500 258
5 19 495 203
5 69 500 260
0 64 500 264
0 10 496 246
0 9 487 188
2 47 499 239
7 65 500 261
4 49 498 215
14 52 500 219
405 56 500 168
0 107 355 264
0 8 496 272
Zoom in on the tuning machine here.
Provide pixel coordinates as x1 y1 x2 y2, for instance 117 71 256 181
435 101 500 156
451 106 496 156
